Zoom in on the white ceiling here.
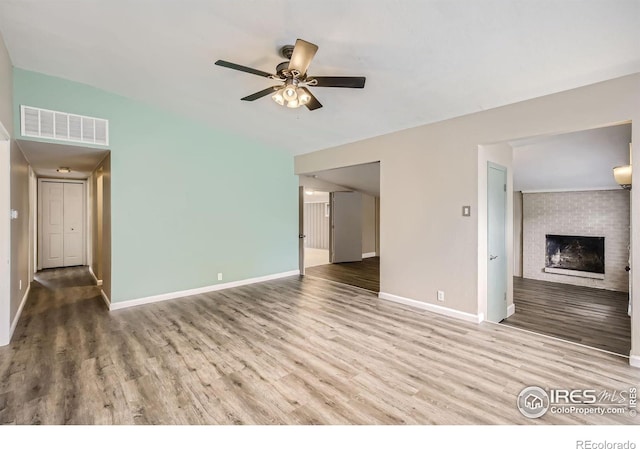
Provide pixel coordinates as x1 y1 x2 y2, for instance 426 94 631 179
512 124 632 192
17 139 108 179
0 1 639 155
309 162 380 197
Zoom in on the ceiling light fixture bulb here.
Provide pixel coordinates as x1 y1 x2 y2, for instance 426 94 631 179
272 90 285 106
283 86 297 102
273 81 305 108
298 88 311 106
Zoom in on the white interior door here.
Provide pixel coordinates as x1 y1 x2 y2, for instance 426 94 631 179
40 180 85 269
41 182 65 269
487 163 508 322
63 183 84 266
330 191 363 263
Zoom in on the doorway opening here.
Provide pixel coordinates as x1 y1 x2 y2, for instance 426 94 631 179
17 139 111 309
38 178 87 269
302 189 330 268
482 123 632 356
299 162 380 293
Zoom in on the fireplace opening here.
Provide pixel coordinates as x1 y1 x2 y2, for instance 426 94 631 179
544 234 605 279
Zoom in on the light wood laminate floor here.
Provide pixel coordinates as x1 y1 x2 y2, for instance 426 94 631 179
305 257 380 292
502 277 631 356
0 267 639 424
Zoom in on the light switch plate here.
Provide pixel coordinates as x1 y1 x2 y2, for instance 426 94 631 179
462 206 471 217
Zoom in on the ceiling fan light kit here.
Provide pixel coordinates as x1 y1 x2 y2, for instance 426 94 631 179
215 38 366 111
272 79 312 108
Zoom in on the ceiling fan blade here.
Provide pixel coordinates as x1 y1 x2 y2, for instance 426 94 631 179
311 76 366 88
288 39 318 75
214 60 273 78
301 87 323 111
241 86 281 101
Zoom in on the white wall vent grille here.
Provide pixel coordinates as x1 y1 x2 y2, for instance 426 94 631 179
21 105 109 146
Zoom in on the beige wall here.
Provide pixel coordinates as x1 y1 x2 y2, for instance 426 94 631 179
0 139 9 345
90 153 111 302
513 192 523 277
295 73 640 360
0 29 11 344
1 31 29 329
9 142 29 322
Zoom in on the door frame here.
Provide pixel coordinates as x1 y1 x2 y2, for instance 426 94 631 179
487 161 508 322
0 121 10 345
37 178 87 270
298 186 305 276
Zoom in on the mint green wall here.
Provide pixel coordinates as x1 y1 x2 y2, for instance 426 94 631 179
13 68 298 302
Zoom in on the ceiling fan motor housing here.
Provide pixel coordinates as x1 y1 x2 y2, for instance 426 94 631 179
276 61 290 75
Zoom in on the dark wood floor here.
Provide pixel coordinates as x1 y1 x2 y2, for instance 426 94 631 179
502 277 631 356
0 266 639 424
305 257 380 292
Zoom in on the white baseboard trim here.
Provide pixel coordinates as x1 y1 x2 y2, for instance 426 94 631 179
378 291 484 324
9 284 31 339
100 289 110 308
630 355 640 368
88 266 103 286
110 270 300 311
507 304 515 317
362 252 377 258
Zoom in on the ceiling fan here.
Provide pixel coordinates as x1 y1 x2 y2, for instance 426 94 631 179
215 39 366 111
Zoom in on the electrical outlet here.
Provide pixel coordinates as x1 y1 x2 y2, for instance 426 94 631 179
437 290 445 302
217 273 223 281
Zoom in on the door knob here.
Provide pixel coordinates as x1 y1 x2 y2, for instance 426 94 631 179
489 255 498 260
299 234 306 239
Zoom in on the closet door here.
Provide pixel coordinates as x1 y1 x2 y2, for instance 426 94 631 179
41 182 65 269
63 183 84 266
40 181 85 269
